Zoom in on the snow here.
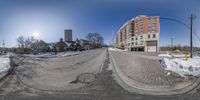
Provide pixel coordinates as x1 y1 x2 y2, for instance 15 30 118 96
171 54 185 58
158 52 172 57
58 51 86 57
24 53 57 58
160 57 200 77
0 55 10 73
23 51 88 58
108 47 127 51
158 51 185 58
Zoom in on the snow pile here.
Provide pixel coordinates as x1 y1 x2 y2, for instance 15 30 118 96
0 56 10 73
158 52 172 57
24 51 87 58
160 57 200 77
158 51 186 58
171 54 185 58
108 48 127 51
58 51 86 57
171 50 185 58
24 53 57 58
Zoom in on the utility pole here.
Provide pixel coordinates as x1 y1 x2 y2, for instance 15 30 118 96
2 40 5 49
190 14 196 58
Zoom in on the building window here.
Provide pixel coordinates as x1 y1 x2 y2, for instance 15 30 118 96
131 38 134 41
152 23 156 27
140 41 143 45
140 25 143 29
140 36 143 39
132 42 134 46
148 35 150 39
136 42 138 45
148 28 151 32
140 18 143 21
152 26 156 30
153 34 156 38
153 17 156 22
136 25 138 28
136 37 138 40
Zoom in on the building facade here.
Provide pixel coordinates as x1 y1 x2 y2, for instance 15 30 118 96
116 15 160 52
64 29 72 41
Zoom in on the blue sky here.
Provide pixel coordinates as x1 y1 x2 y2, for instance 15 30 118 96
0 0 200 47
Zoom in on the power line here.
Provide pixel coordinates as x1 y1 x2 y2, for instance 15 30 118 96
160 17 190 28
189 14 196 58
193 32 200 42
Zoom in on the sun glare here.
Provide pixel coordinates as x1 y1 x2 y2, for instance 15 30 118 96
33 32 39 38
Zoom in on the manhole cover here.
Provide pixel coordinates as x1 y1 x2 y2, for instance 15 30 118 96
77 73 96 84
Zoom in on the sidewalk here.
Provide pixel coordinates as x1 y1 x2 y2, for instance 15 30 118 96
109 51 200 95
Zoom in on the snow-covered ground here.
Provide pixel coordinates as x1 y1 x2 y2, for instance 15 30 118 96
57 51 84 57
158 52 185 58
108 47 127 51
171 53 185 58
23 51 88 58
160 57 200 77
158 52 172 58
0 55 10 74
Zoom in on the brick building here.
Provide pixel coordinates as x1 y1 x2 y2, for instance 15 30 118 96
116 15 160 52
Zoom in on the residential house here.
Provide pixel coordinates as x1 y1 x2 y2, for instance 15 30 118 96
55 38 68 52
79 39 91 50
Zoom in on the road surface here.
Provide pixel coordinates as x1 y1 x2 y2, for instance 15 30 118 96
0 49 200 99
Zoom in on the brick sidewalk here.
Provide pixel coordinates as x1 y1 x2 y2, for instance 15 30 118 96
110 51 184 85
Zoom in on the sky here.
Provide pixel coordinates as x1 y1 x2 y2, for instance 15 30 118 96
0 0 200 47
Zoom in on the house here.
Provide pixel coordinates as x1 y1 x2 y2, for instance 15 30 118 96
74 38 81 51
30 40 48 52
65 40 75 51
79 39 92 50
46 42 56 52
55 38 68 52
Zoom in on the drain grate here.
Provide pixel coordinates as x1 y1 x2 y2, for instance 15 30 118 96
77 73 96 84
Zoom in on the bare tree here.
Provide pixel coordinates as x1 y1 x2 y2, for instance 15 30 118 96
25 36 36 48
86 33 104 48
17 36 37 48
17 36 25 48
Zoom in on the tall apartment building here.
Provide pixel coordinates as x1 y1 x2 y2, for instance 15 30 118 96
64 29 73 41
116 15 160 52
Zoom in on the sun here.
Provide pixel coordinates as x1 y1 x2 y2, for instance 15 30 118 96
33 32 39 38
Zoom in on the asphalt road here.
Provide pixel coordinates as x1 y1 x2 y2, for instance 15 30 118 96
0 49 200 100
16 49 106 91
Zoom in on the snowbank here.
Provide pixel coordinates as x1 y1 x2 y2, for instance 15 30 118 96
24 53 57 58
160 57 200 77
158 52 172 58
158 51 185 58
0 56 10 73
171 54 185 58
58 51 86 57
108 48 127 51
23 51 87 58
